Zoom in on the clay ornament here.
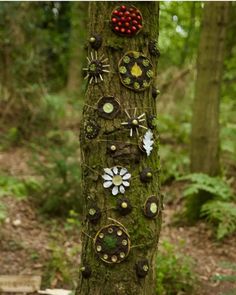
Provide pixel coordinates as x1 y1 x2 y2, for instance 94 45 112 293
146 114 156 130
83 51 110 84
118 51 153 92
121 108 147 137
97 96 121 120
143 196 159 218
152 87 160 99
84 119 100 139
81 264 92 278
111 5 143 37
136 259 149 277
89 34 103 50
140 167 153 183
94 224 131 264
148 39 161 57
102 167 131 196
116 197 132 216
87 204 101 223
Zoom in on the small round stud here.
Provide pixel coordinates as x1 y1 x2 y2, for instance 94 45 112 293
103 254 108 260
122 239 128 246
110 145 117 151
111 255 118 263
89 208 96 216
96 245 102 252
108 227 113 234
120 252 125 259
117 230 123 236
121 202 128 208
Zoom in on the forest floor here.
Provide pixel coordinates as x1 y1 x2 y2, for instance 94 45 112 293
0 147 236 295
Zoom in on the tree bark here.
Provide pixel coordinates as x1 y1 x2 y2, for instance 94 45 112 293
188 2 229 222
191 2 229 175
77 2 161 295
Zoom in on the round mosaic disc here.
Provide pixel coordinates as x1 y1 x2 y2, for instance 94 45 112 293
94 224 131 264
97 96 121 120
118 51 153 92
111 5 143 37
143 196 159 219
84 119 100 139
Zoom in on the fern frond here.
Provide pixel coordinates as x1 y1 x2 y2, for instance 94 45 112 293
201 201 236 239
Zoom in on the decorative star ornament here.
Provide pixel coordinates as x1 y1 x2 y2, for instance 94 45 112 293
83 51 110 84
121 108 147 137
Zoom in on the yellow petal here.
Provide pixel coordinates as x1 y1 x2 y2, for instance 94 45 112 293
131 62 142 77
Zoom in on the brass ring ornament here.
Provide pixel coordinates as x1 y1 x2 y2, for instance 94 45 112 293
94 224 131 264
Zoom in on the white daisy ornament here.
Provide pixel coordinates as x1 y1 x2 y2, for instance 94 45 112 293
102 167 131 196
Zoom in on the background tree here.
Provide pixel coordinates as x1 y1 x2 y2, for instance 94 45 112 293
187 2 230 221
77 2 161 295
67 2 88 96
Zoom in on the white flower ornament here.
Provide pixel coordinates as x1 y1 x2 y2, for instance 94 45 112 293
102 167 131 196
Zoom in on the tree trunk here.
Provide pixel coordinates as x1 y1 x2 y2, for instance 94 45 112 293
77 2 161 295
188 2 229 221
67 2 88 96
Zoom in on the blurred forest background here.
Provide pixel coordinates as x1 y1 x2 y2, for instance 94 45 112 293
0 2 236 295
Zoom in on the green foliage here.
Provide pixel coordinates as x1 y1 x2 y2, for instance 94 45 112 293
160 145 189 184
180 173 236 239
64 210 81 232
0 201 6 223
156 114 190 184
159 2 202 68
0 173 35 199
29 138 82 216
179 173 234 201
202 201 236 239
156 240 196 295
43 241 79 289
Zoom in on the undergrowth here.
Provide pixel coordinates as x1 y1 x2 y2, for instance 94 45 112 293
156 240 196 295
179 173 236 239
28 134 82 216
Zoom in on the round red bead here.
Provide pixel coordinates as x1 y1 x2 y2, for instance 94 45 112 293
121 5 126 11
126 16 131 21
125 22 130 27
131 26 137 31
118 22 122 26
138 24 142 29
112 18 117 23
114 26 119 31
131 13 136 18
124 11 130 16
119 11 123 16
126 29 131 34
137 15 141 20
132 20 138 25
113 10 119 15
121 28 125 33
129 8 134 12
121 16 125 22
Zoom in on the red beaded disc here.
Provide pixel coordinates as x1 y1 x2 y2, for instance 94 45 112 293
111 5 143 37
